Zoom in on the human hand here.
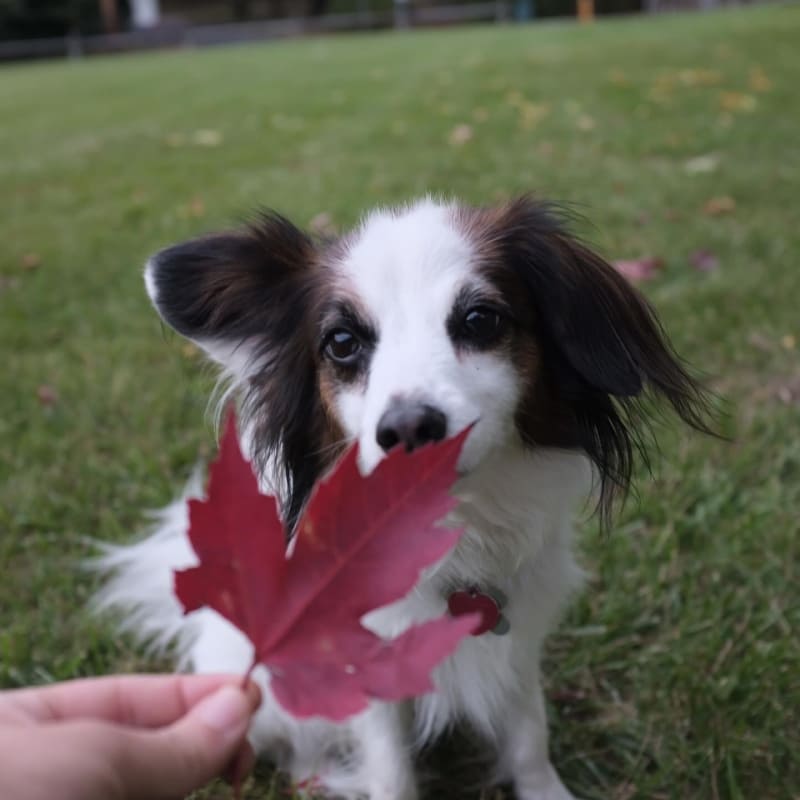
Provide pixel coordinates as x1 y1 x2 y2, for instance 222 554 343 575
0 673 261 800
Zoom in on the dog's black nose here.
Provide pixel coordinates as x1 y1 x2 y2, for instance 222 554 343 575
376 401 447 453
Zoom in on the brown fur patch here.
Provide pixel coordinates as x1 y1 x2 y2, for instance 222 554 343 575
453 204 580 451
453 197 712 524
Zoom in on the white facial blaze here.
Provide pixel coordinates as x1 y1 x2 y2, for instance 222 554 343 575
332 200 522 473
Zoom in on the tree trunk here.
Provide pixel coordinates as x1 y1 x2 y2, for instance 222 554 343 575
233 0 252 19
99 0 119 32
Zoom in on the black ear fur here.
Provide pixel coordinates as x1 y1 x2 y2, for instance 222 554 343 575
147 212 315 344
495 197 713 520
146 212 331 531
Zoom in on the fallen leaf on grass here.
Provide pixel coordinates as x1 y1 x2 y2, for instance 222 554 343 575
752 374 800 407
36 384 58 408
308 212 336 237
684 154 720 174
678 68 722 87
177 197 206 220
192 129 224 147
703 196 736 216
782 334 796 350
448 124 473 146
175 414 476 721
612 257 664 282
164 132 186 147
776 378 800 405
505 89 524 107
608 68 630 87
519 102 549 131
748 66 772 93
21 252 41 270
689 249 719 272
747 331 773 352
719 91 757 113
181 343 200 360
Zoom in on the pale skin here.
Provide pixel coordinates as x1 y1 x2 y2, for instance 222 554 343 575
0 674 262 800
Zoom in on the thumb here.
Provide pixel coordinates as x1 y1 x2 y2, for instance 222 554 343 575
117 684 256 799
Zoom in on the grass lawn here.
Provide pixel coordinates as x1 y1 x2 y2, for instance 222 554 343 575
2 5 799 798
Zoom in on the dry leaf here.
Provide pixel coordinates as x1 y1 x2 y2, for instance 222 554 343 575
192 129 224 147
748 66 772 92
719 92 757 113
782 335 796 351
448 124 473 146
612 257 664 282
21 253 41 271
176 197 205 220
747 332 773 352
519 102 549 130
37 384 58 408
181 342 200 360
684 154 719 174
678 68 722 87
189 196 205 217
703 196 736 216
608 68 630 87
576 114 596 132
689 249 719 272
309 212 336 237
164 132 186 147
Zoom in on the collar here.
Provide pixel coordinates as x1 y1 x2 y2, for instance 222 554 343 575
447 585 510 636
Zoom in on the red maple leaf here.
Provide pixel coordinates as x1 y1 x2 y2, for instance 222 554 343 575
175 414 475 721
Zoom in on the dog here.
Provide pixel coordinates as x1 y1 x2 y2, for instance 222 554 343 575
96 196 709 800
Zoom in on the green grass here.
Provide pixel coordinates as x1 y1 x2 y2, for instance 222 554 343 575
2 5 799 798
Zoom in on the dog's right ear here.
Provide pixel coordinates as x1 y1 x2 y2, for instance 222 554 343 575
146 212 334 530
145 211 315 367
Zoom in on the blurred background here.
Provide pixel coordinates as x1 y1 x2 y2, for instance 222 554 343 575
1 2 798 798
1 0 757 58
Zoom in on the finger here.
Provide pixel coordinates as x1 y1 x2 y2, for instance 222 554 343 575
5 674 258 728
109 685 258 799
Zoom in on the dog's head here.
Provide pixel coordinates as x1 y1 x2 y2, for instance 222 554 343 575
145 197 709 529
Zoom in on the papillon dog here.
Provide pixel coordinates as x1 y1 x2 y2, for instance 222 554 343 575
96 196 709 800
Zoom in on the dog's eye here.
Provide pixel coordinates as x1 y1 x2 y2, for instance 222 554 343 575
462 307 505 344
324 329 361 363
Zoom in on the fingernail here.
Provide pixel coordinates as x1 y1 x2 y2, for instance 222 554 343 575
196 686 249 734
244 680 263 712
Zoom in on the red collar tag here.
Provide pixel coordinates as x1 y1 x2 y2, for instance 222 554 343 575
447 587 509 636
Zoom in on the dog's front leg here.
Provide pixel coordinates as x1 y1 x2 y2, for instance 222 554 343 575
351 701 418 800
500 685 577 800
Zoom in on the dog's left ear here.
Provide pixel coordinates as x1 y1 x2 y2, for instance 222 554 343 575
488 198 713 518
496 198 709 420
